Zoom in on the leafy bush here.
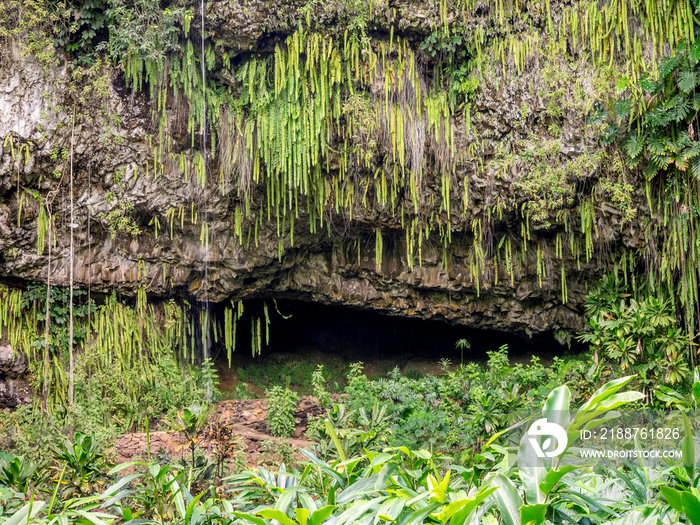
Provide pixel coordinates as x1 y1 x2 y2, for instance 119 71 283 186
163 402 212 467
0 405 64 468
237 357 347 395
578 275 692 386
332 351 592 458
265 386 299 438
0 453 36 493
51 432 112 497
311 364 332 407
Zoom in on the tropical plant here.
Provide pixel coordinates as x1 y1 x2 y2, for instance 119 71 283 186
485 375 645 525
597 34 700 180
164 402 212 468
659 413 700 524
0 454 37 494
311 364 332 407
578 277 692 386
233 443 498 525
656 368 700 410
101 461 186 524
266 386 299 438
51 432 112 497
455 338 471 365
203 419 244 479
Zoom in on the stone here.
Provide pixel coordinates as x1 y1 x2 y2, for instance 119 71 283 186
0 377 31 408
0 345 27 378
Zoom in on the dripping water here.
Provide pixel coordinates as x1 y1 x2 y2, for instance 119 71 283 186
200 0 213 402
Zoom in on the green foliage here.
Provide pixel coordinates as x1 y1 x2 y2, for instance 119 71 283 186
0 405 62 469
579 275 693 386
98 0 191 63
605 31 700 180
51 432 112 497
0 372 695 525
256 440 296 470
311 364 332 407
100 460 187 523
306 402 393 461
23 283 93 357
486 375 645 525
0 454 37 494
236 356 347 395
265 386 299 438
164 402 212 468
99 168 141 239
51 0 109 63
511 138 604 226
0 284 219 456
331 352 593 458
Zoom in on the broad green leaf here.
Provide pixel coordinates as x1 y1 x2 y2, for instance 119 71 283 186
74 510 111 525
520 504 547 525
299 449 346 488
604 509 665 525
257 509 297 525
274 487 298 514
334 496 386 525
682 412 695 478
309 505 337 525
646 136 667 155
660 486 683 513
325 419 347 462
5 501 46 525
108 462 144 476
336 474 380 504
574 376 636 427
542 386 570 429
448 486 499 525
170 475 186 519
100 474 141 500
298 492 318 513
413 449 432 460
692 381 700 401
678 69 699 93
295 507 309 525
185 491 206 520
481 515 499 525
622 133 644 159
102 489 137 509
539 465 581 497
368 453 393 468
593 391 645 411
232 511 267 525
375 497 405 523
681 491 700 525
397 502 442 525
489 473 522 525
613 99 633 118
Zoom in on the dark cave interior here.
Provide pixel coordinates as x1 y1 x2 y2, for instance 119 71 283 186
209 298 582 367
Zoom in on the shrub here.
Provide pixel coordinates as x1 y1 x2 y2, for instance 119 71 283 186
265 386 299 438
578 275 692 386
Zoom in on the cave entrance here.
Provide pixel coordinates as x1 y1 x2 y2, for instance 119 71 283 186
208 299 580 398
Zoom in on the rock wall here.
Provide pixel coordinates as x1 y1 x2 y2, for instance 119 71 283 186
0 0 666 338
0 345 31 408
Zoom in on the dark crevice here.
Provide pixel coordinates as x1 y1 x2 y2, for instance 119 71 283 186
209 298 583 367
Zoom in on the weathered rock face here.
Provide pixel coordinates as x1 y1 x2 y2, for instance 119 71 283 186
0 0 653 340
0 345 31 408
